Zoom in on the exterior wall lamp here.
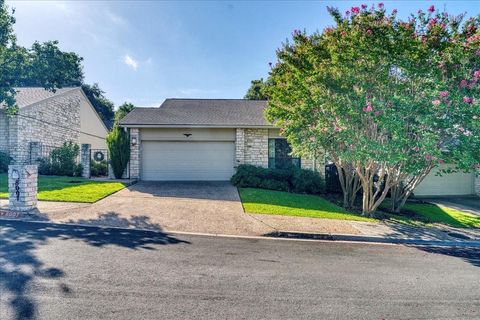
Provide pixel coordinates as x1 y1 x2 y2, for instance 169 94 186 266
131 137 137 146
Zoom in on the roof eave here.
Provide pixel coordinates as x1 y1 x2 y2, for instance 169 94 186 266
119 124 274 129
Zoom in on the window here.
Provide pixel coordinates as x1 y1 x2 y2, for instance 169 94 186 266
268 138 300 169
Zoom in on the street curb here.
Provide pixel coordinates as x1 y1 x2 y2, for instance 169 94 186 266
0 216 479 248
267 231 480 247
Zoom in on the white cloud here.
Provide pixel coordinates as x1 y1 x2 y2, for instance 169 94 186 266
106 10 127 26
123 54 138 70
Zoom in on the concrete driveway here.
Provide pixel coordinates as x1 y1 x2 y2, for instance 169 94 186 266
421 196 480 216
44 181 274 236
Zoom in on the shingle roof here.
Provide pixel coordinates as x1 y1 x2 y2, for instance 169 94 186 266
119 98 271 127
13 87 79 108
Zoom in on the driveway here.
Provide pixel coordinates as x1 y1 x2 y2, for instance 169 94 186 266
422 196 480 216
43 181 274 236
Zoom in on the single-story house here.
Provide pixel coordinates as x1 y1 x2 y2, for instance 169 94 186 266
120 98 479 197
0 87 108 164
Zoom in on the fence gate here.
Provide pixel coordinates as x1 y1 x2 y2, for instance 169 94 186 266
90 149 108 177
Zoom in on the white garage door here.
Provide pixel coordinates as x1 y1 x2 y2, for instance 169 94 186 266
414 165 474 196
141 141 235 181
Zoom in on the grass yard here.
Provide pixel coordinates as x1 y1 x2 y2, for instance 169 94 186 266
239 187 480 229
389 202 480 229
239 188 376 222
0 173 126 203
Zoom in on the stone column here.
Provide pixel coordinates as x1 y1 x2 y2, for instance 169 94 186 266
81 144 91 179
475 172 480 196
8 165 38 212
29 142 41 164
235 128 245 167
129 128 140 179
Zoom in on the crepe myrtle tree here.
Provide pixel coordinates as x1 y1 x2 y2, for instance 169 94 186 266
265 3 480 216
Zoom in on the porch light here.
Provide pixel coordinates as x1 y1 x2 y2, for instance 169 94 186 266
131 137 137 146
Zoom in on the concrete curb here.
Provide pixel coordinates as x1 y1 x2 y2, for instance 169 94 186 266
267 231 480 247
0 216 479 248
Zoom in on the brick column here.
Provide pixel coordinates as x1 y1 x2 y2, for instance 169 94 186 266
235 128 245 167
81 144 91 179
244 128 268 168
8 165 38 212
129 128 140 179
29 142 41 164
475 171 480 196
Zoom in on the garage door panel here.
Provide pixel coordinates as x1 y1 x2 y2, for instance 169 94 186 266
414 165 474 196
141 141 235 181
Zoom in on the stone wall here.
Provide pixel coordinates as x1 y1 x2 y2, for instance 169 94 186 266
129 128 140 179
0 111 8 154
236 128 269 168
10 90 82 164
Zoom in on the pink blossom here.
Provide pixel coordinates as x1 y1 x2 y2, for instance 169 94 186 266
351 7 360 14
425 154 433 160
374 111 382 116
428 5 435 13
366 29 373 35
474 70 480 78
458 127 465 132
378 3 384 8
345 10 350 15
392 9 397 15
463 96 473 104
438 159 445 164
439 91 448 98
432 99 441 105
460 80 468 88
443 12 448 18
333 122 342 132
363 103 373 112
361 4 368 9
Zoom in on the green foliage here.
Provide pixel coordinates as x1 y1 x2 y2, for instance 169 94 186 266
291 168 325 194
244 78 269 100
90 160 108 177
0 151 10 173
231 164 324 194
265 4 480 214
81 83 115 127
115 102 135 124
38 142 82 176
107 126 130 179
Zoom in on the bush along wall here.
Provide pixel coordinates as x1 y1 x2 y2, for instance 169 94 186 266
38 142 82 176
231 164 324 195
0 151 11 173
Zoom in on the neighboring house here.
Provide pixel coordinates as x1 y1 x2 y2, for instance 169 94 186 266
0 87 109 164
119 99 322 181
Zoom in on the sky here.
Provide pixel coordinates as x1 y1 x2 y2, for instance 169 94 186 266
6 1 480 108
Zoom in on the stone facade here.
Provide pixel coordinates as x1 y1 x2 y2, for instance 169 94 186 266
6 90 82 164
129 128 140 179
8 164 38 211
234 128 269 168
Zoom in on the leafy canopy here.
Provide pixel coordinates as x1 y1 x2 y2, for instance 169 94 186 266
266 3 480 174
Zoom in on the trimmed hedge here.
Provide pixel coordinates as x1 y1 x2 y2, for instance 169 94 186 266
38 142 83 176
231 164 324 195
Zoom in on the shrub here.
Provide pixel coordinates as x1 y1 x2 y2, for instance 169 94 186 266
231 164 324 195
0 151 10 173
107 126 130 179
38 142 82 176
291 168 325 194
91 160 108 177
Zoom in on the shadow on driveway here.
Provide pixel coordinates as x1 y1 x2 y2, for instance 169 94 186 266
0 218 188 320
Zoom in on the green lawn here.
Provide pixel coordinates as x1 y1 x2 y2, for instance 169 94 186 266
0 174 126 203
389 202 480 229
239 188 376 222
239 187 480 228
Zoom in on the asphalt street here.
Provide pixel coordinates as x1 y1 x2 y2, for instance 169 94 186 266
0 219 479 320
